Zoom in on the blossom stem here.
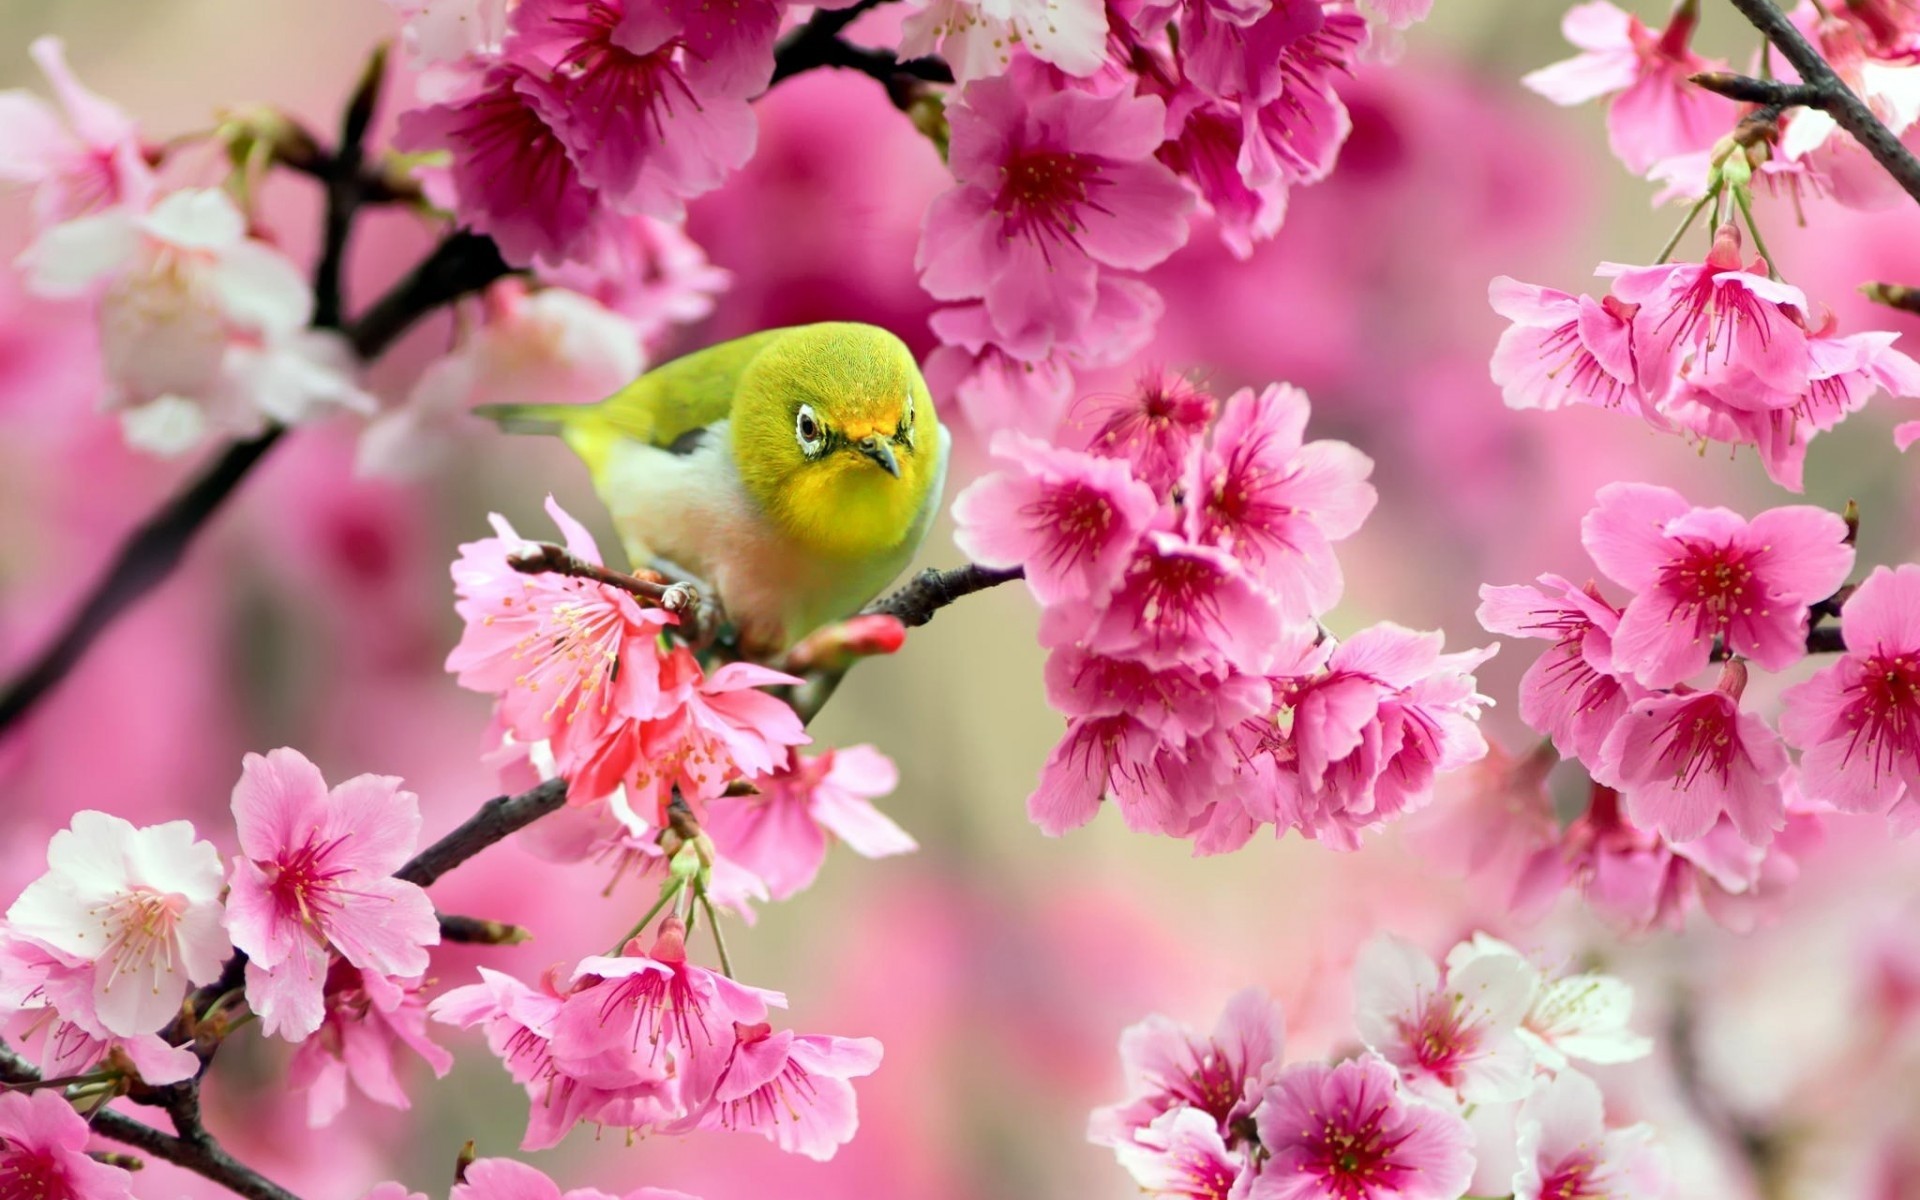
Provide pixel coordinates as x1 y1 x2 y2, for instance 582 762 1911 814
613 878 686 954
697 887 735 978
1698 0 1920 205
1733 186 1782 278
1655 189 1717 263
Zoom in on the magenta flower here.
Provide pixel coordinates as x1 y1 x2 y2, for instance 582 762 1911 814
1522 0 1739 173
702 745 917 901
286 965 453 1128
1046 647 1273 744
505 0 760 216
1352 934 1536 1106
1183 383 1376 618
1112 1107 1250 1200
0 1089 134 1200
448 496 675 760
1249 1056 1474 1200
1513 1070 1666 1200
0 926 200 1088
1089 986 1285 1148
552 919 784 1111
1044 531 1290 673
452 1157 700 1200
1029 713 1212 837
1603 225 1811 402
680 1021 883 1161
6 813 228 1038
1487 277 1650 417
1476 575 1641 768
1065 370 1217 498
224 748 439 1041
952 433 1160 607
1581 483 1853 687
0 37 154 228
1781 565 1920 818
395 65 599 266
1156 88 1289 260
1595 672 1791 845
917 64 1192 354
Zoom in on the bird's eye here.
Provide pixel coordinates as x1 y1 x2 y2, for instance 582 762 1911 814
795 404 825 455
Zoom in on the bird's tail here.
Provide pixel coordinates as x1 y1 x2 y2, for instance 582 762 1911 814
472 402 596 436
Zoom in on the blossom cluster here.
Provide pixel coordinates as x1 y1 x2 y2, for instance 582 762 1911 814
1091 931 1664 1200
953 372 1497 853
448 497 917 911
1454 485 1920 932
432 917 880 1158
1 751 448 1126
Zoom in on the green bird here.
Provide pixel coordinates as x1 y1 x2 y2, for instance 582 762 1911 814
478 322 949 658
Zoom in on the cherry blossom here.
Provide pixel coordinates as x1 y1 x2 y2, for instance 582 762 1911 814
1487 277 1649 418
1111 1107 1248 1199
1249 1055 1474 1200
6 812 228 1038
1089 987 1284 1148
1513 1070 1667 1200
0 36 154 228
0 1089 135 1200
1443 935 1651 1070
1580 482 1853 687
899 0 1108 82
1522 0 1739 174
701 745 916 901
1476 574 1641 768
286 966 452 1128
224 748 439 1041
1781 564 1920 819
678 1021 883 1161
1352 934 1536 1106
450 1157 701 1200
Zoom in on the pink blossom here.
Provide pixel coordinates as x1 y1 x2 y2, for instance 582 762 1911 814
6 813 227 1038
383 0 509 65
952 433 1159 607
900 0 1108 82
1352 934 1536 1106
922 316 1077 438
533 215 730 348
1042 531 1289 672
1405 743 1561 910
1513 1070 1667 1200
552 919 784 1111
224 749 439 1041
447 496 676 767
1580 482 1853 687
1064 370 1217 497
394 66 599 265
1046 647 1273 743
1089 986 1285 1147
1781 564 1920 818
452 1157 701 1200
1182 383 1376 618
679 1020 883 1161
562 651 808 822
0 37 154 227
917 65 1191 355
0 930 199 1087
1900 420 1920 451
19 187 370 454
1487 277 1650 418
1522 0 1740 174
1180 0 1361 111
1028 713 1195 836
1594 669 1791 845
1443 935 1651 1070
1249 1056 1474 1200
0 1089 134 1200
702 745 915 901
1476 574 1640 767
287 965 453 1127
1602 225 1811 402
1156 86 1289 260
1112 1107 1250 1200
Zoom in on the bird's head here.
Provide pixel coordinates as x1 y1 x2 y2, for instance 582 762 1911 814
732 323 943 560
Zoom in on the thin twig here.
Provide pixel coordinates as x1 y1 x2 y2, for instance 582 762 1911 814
1695 0 1920 204
1807 624 1846 653
769 0 954 107
1863 281 1920 314
395 778 570 888
863 563 1025 627
437 913 533 945
312 43 388 330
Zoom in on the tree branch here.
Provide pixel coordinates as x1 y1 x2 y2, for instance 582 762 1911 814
312 43 389 331
863 564 1025 627
0 1043 300 1200
770 0 954 106
1695 0 1920 205
1863 281 1920 315
396 778 569 888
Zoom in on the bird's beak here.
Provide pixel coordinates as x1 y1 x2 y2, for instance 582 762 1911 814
856 435 901 478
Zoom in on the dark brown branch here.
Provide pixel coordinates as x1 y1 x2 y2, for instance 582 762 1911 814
770 0 954 108
313 43 388 331
1863 281 1920 315
438 913 533 945
863 564 1025 628
508 541 714 645
1697 0 1920 205
1807 624 1846 653
0 1043 299 1200
396 778 569 888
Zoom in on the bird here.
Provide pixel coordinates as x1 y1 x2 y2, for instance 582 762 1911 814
477 321 949 658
